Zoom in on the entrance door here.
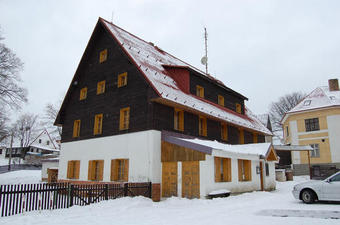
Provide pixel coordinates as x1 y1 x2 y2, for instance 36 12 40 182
260 162 264 191
162 162 178 197
182 161 200 199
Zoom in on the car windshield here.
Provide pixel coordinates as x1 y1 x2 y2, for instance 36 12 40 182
329 172 340 182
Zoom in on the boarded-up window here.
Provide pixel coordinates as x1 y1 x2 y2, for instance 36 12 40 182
218 95 224 106
99 49 107 63
67 160 80 179
73 120 81 138
236 103 242 113
221 123 228 141
118 72 128 87
214 157 231 182
88 160 104 181
196 85 204 98
238 159 251 181
199 116 207 136
93 114 103 135
111 159 129 182
174 108 184 131
80 87 87 100
97 80 106 94
119 107 130 130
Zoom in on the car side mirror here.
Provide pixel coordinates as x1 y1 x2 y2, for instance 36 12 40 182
325 179 331 183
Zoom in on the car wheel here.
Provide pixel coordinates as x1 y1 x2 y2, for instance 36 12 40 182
301 189 315 204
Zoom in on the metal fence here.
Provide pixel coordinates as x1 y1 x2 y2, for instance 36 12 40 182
0 182 152 217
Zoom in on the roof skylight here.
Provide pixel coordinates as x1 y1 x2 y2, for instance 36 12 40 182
303 100 311 106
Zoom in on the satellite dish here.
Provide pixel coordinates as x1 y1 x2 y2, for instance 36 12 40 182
201 56 208 65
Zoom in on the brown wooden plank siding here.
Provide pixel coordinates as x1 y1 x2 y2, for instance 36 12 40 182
161 141 206 162
244 130 253 144
60 23 157 143
189 71 245 114
258 134 265 143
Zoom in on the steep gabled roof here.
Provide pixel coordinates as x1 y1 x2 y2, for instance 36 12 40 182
100 18 271 135
282 86 340 123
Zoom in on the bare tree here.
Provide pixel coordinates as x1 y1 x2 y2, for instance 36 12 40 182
41 101 62 140
0 29 27 109
13 113 39 147
269 92 306 131
0 109 9 143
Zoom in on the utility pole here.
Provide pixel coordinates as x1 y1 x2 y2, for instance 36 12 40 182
204 27 208 75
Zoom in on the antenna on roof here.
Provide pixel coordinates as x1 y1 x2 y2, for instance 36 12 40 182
111 11 114 23
200 27 208 75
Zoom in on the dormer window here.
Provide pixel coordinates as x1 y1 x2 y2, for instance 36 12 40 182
218 95 224 106
303 100 311 106
236 103 242 114
46 141 50 145
196 85 204 98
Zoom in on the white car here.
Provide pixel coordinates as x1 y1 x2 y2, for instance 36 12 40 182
292 171 340 203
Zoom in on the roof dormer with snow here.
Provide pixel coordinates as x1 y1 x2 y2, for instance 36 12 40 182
55 18 271 144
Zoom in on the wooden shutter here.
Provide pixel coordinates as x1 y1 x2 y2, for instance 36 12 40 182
67 161 73 179
245 160 251 181
253 133 258 143
73 120 80 138
239 129 244 144
110 160 118 181
222 158 228 181
123 159 129 182
179 111 184 131
238 159 242 181
74 161 80 179
214 157 221 182
98 160 104 181
88 160 94 180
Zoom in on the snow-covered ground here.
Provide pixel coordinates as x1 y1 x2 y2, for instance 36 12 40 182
0 175 339 225
0 170 42 184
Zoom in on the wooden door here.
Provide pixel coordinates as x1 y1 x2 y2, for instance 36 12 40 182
260 162 264 191
162 162 178 197
182 161 200 199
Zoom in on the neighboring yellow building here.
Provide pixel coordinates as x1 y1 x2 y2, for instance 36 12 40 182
281 79 340 175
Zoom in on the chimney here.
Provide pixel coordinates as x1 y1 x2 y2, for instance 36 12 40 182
328 79 339 91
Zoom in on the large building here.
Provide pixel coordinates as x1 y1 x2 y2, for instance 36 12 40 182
282 79 340 175
55 18 276 200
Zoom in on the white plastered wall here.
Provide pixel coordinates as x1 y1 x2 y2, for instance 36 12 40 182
289 120 300 164
327 115 340 163
58 130 161 183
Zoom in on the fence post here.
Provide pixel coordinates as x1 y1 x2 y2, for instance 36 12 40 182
149 182 152 199
104 184 108 200
123 183 128 197
88 187 92 205
69 184 74 207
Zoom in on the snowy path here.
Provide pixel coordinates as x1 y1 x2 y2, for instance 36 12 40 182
0 170 42 184
1 176 339 225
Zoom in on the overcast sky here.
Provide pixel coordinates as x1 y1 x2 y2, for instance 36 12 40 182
1 0 339 121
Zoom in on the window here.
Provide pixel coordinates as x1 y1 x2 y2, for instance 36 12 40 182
111 159 129 182
118 72 128 87
46 141 50 145
221 123 228 141
310 144 320 158
174 108 184 131
88 160 104 181
94 114 103 135
119 107 130 130
196 85 204 98
73 120 81 138
214 157 231 182
67 160 80 179
218 95 224 106
265 163 269 176
238 159 251 181
99 49 107 63
305 118 320 132
39 139 42 144
80 87 87 100
239 129 244 144
198 116 207 136
286 126 289 137
236 103 242 113
330 173 340 182
97 80 106 95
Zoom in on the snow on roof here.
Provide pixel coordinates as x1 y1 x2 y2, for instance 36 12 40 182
179 138 272 157
273 145 313 151
288 86 340 114
101 19 271 135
